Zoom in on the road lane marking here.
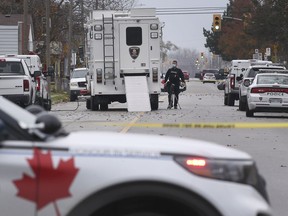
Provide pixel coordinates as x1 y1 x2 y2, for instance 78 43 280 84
96 122 288 129
120 112 144 133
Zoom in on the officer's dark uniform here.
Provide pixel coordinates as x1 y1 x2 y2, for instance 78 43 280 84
165 65 185 109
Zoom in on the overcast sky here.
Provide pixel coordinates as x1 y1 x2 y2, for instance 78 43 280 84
134 0 229 52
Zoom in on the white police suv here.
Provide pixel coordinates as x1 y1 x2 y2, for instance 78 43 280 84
0 96 272 216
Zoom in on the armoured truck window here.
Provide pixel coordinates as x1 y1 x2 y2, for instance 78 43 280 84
126 27 142 46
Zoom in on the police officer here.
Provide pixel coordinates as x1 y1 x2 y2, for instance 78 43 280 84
164 60 185 109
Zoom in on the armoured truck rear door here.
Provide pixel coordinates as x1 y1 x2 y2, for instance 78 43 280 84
119 24 149 74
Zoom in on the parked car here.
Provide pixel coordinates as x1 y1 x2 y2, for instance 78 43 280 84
0 96 272 216
246 73 288 117
0 57 35 107
224 59 272 106
238 65 286 111
202 73 216 84
5 54 52 111
69 68 89 101
183 71 190 82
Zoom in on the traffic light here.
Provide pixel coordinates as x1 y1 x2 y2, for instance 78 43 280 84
201 52 204 59
213 14 221 32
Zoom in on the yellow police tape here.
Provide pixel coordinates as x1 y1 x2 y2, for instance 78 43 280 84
96 122 288 129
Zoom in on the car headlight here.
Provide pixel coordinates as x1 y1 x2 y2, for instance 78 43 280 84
174 156 269 202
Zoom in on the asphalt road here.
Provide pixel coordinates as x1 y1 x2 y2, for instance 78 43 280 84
52 79 288 216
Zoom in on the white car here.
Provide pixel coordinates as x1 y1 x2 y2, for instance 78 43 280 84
246 73 288 117
0 96 272 216
238 65 286 111
224 59 272 106
202 73 216 84
69 68 88 101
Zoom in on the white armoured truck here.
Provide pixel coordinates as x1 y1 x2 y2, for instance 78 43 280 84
86 8 162 111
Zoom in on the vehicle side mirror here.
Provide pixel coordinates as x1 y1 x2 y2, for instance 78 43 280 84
34 70 41 78
36 113 62 134
0 119 8 141
47 66 55 77
236 74 243 81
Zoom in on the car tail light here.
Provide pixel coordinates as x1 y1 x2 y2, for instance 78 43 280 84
36 76 41 91
251 87 288 94
230 74 235 89
23 80 29 92
152 67 158 82
96 68 102 83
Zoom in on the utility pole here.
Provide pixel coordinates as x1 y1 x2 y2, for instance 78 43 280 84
80 0 85 66
68 0 73 77
45 0 51 94
45 0 51 68
95 0 99 10
23 0 28 54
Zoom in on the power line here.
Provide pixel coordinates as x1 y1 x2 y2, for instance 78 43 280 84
156 12 224 15
155 7 226 15
156 7 226 11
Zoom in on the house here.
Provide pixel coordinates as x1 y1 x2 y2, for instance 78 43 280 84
0 13 34 55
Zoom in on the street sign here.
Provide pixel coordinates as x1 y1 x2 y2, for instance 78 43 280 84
265 48 271 56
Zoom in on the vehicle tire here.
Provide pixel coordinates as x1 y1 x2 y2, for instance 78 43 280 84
150 94 159 110
100 103 108 111
91 96 99 111
246 104 254 117
44 99 52 111
239 96 246 111
68 182 221 216
227 93 235 106
70 93 77 102
86 98 91 109
224 93 228 105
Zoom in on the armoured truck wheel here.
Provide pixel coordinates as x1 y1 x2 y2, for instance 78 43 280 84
86 98 91 109
91 96 99 111
100 103 108 111
150 94 159 110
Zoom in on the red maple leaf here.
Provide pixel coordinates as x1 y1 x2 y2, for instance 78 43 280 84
13 148 79 216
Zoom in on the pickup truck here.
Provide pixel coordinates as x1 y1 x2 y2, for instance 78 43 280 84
0 57 35 108
4 54 52 111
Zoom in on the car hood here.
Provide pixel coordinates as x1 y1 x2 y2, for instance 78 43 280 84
50 131 251 160
70 77 86 83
